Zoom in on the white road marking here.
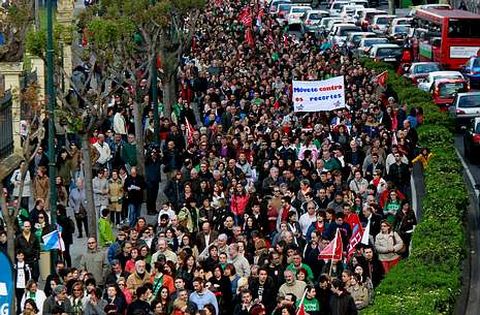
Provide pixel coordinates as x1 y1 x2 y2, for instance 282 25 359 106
455 148 480 198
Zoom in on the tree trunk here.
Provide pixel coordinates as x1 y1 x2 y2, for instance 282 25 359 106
163 78 176 120
81 134 97 239
0 182 17 262
389 0 396 15
132 102 146 177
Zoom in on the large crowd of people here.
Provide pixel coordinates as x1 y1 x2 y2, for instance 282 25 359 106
5 0 426 314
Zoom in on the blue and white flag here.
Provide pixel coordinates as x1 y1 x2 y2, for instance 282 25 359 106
42 229 65 251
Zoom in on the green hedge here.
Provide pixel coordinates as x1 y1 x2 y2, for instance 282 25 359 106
361 59 468 314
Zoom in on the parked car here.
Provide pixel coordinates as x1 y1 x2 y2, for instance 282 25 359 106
461 56 480 87
287 5 312 22
449 92 480 130
329 0 349 17
387 17 413 34
463 117 480 162
430 78 469 109
276 3 293 24
346 31 376 48
355 37 389 56
269 0 291 16
417 71 464 92
355 8 386 29
302 9 329 32
368 43 402 64
349 0 368 7
387 25 411 44
287 19 306 39
402 62 442 84
340 4 364 18
370 15 396 34
329 24 361 46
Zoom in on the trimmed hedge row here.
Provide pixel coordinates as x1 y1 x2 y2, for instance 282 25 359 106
360 59 469 314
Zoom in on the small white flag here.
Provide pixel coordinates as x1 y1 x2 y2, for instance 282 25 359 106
361 220 371 245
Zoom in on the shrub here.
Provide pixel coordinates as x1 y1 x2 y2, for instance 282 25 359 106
361 60 467 314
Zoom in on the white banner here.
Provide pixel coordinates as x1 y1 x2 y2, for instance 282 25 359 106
292 76 346 112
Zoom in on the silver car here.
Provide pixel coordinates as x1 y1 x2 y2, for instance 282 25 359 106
449 92 480 130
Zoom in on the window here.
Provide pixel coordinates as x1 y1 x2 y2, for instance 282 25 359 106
448 19 480 38
414 63 441 74
439 82 466 98
376 17 389 24
473 58 480 67
459 94 480 108
376 48 402 58
363 38 388 47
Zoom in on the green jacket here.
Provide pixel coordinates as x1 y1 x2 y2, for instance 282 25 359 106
98 217 115 247
121 142 137 166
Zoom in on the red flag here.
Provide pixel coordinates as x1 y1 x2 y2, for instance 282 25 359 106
376 70 388 87
245 28 255 48
238 7 252 26
345 213 363 233
185 118 195 145
318 229 343 260
273 99 280 109
297 303 305 315
347 223 364 262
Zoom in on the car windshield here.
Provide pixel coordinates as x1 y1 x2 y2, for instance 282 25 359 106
439 82 465 98
279 4 292 11
459 94 480 108
376 17 389 24
333 3 346 9
394 25 410 34
364 38 388 47
292 7 309 13
473 58 480 67
339 27 359 36
309 13 323 20
376 47 402 57
433 74 462 82
476 123 480 134
414 64 440 74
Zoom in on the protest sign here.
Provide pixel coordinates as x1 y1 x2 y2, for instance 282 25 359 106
292 76 346 112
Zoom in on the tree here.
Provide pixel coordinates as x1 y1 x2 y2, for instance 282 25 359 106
0 0 34 62
0 82 44 261
79 0 205 119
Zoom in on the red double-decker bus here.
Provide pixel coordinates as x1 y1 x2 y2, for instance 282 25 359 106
414 8 480 70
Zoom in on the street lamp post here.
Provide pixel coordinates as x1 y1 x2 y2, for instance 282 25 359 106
46 0 58 268
150 0 160 145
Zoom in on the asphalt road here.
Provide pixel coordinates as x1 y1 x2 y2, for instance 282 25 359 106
454 135 480 315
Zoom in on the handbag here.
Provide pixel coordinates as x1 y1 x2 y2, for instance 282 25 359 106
393 232 406 254
76 204 87 219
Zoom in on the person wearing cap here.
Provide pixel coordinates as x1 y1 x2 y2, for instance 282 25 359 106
374 220 404 274
42 284 73 315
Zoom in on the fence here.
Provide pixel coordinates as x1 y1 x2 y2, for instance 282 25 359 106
0 90 13 160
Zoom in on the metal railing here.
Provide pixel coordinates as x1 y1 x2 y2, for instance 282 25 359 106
0 90 13 160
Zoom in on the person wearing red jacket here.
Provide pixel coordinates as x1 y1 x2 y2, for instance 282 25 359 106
230 184 250 225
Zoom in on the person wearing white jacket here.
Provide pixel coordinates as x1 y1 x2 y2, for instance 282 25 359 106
113 109 127 138
20 280 47 315
93 134 112 169
11 161 32 209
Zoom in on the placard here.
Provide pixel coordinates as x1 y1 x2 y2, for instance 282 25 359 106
292 76 346 112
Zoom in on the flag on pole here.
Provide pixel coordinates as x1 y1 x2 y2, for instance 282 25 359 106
361 220 371 245
318 229 343 260
185 118 195 145
347 223 364 261
238 7 252 26
42 229 65 251
376 71 388 87
296 289 308 315
245 28 255 48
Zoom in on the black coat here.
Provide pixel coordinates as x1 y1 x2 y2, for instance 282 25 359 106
329 291 358 315
124 175 146 204
249 277 278 314
145 156 162 183
57 214 75 245
14 233 40 263
365 257 385 287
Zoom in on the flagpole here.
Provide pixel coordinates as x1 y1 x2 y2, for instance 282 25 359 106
329 228 338 277
295 288 308 315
